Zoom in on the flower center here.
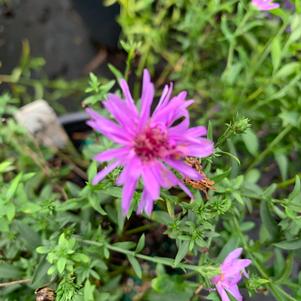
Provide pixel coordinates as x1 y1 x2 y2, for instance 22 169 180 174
134 126 172 161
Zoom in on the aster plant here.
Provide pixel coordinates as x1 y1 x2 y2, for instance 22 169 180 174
86 69 214 215
212 248 252 301
251 0 280 10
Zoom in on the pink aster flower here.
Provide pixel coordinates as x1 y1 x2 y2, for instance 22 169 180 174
252 0 280 10
86 69 214 215
212 248 252 301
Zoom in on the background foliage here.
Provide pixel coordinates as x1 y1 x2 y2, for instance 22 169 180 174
0 0 301 300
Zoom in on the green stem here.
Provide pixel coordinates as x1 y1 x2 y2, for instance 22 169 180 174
233 219 298 301
241 17 290 98
124 223 158 236
224 9 253 72
248 125 292 170
277 173 301 189
80 239 217 277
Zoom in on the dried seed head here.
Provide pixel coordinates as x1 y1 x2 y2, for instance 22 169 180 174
35 287 56 301
184 157 215 198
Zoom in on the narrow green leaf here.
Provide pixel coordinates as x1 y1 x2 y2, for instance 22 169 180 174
260 201 279 240
174 240 189 266
127 255 142 278
135 234 145 253
274 239 301 250
271 36 282 72
6 173 22 200
108 64 123 80
242 128 259 156
15 220 41 252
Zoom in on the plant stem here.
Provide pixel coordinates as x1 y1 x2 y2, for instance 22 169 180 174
248 125 292 170
233 219 298 301
0 279 31 287
80 239 217 277
124 223 158 235
277 174 301 189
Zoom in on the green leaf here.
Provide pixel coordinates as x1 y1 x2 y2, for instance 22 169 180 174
108 64 123 80
31 257 51 288
274 152 288 180
135 234 145 253
217 235 240 262
174 240 189 266
127 255 142 278
89 194 107 215
151 211 173 225
36 246 49 254
289 176 300 200
0 160 14 173
6 173 22 200
6 202 15 221
274 62 300 79
84 280 95 301
260 201 279 241
242 128 259 156
87 162 97 183
57 257 67 274
271 36 282 72
274 254 294 284
15 220 41 252
274 239 301 250
72 253 90 263
113 241 136 250
0 264 22 280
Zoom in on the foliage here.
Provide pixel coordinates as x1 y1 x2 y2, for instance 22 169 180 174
0 1 301 301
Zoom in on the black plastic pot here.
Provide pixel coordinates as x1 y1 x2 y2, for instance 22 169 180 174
71 0 121 49
59 112 90 150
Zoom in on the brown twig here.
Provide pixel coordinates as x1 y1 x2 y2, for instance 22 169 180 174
0 279 31 287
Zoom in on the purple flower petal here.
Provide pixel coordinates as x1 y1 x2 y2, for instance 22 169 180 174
121 176 139 214
141 165 160 200
216 283 231 301
225 284 243 301
92 161 120 185
222 248 243 266
165 159 203 180
140 69 155 126
137 188 154 215
86 69 214 215
94 147 130 162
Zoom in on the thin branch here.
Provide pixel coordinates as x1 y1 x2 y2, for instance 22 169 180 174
0 279 31 288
